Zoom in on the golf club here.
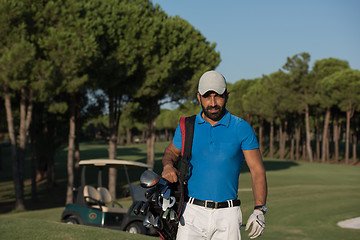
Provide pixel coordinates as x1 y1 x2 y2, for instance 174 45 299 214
143 212 153 228
145 186 158 199
162 209 170 220
140 170 168 188
140 201 150 215
151 191 159 203
133 201 144 215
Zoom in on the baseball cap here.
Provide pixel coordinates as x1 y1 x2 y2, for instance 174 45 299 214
198 70 227 95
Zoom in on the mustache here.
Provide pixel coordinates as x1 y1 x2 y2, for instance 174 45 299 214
206 105 221 111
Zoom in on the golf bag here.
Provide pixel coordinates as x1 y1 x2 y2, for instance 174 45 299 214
134 115 196 240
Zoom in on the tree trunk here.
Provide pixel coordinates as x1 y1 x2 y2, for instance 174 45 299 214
4 91 25 210
345 109 353 164
146 101 158 167
295 126 301 161
108 93 120 199
269 119 274 159
305 105 313 162
279 120 287 159
0 132 2 171
245 114 252 125
155 130 160 142
352 134 357 162
333 121 340 162
279 121 284 159
321 109 331 163
126 127 132 145
30 127 37 201
284 121 288 157
169 129 174 142
74 94 81 188
325 127 330 162
18 88 33 205
18 89 26 205
165 128 169 141
302 140 306 161
118 134 125 145
142 130 146 141
66 94 76 204
290 136 294 161
146 118 156 167
315 126 320 161
259 116 264 152
108 160 117 200
74 138 80 188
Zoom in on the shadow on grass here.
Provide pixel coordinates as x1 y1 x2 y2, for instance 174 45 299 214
0 142 300 214
0 180 67 214
0 160 299 214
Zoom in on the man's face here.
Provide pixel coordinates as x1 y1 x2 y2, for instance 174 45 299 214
197 91 228 122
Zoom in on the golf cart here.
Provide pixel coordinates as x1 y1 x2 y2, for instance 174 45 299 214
61 159 155 235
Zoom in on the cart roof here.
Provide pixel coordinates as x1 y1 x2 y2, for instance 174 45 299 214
79 159 153 169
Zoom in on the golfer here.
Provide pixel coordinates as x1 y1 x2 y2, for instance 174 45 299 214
162 70 268 239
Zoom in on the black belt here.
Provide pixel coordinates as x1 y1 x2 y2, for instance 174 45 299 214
185 196 241 209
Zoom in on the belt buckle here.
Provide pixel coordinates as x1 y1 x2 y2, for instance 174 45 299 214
204 200 218 209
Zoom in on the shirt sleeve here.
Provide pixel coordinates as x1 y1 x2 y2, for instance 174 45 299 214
240 121 259 150
172 124 182 150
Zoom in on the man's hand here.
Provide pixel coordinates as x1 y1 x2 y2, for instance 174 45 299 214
245 210 265 239
162 164 179 183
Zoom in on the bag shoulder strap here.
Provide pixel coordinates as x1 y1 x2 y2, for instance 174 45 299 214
179 115 196 183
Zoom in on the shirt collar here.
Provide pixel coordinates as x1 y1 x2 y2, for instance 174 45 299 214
196 109 231 127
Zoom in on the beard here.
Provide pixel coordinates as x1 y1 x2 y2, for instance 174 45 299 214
201 103 226 122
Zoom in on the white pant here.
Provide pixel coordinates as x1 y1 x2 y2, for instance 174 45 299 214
176 202 242 240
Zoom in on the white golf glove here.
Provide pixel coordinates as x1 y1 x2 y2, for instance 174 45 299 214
245 210 265 239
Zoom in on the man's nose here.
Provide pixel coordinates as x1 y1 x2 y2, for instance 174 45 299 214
209 96 217 106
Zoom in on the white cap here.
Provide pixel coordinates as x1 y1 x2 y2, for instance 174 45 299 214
198 70 227 95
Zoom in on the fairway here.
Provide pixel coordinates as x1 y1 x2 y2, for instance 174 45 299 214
239 160 360 240
0 142 359 239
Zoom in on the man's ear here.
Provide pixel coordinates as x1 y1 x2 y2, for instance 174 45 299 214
222 91 229 102
197 93 201 103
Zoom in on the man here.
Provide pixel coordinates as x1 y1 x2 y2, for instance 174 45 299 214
162 70 268 239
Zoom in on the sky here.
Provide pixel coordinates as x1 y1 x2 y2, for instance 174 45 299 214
152 0 360 83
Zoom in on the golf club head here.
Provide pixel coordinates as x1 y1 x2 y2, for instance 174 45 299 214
154 215 163 230
149 213 157 226
140 170 160 188
162 209 170 220
169 209 179 223
145 186 158 199
133 201 144 215
140 201 150 215
161 196 176 211
143 212 154 228
151 191 159 204
162 188 171 200
169 209 175 221
172 210 179 223
153 216 159 228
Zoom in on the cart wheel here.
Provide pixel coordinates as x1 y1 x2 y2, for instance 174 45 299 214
126 221 146 234
64 216 79 224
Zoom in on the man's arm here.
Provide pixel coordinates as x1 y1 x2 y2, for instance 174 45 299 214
161 142 181 183
243 149 267 206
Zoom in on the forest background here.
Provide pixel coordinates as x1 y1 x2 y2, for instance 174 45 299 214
0 0 359 212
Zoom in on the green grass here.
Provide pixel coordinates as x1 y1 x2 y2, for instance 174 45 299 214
0 142 360 239
239 160 360 240
0 212 157 240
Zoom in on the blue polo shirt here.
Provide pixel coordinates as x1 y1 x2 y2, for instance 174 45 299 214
173 110 259 202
